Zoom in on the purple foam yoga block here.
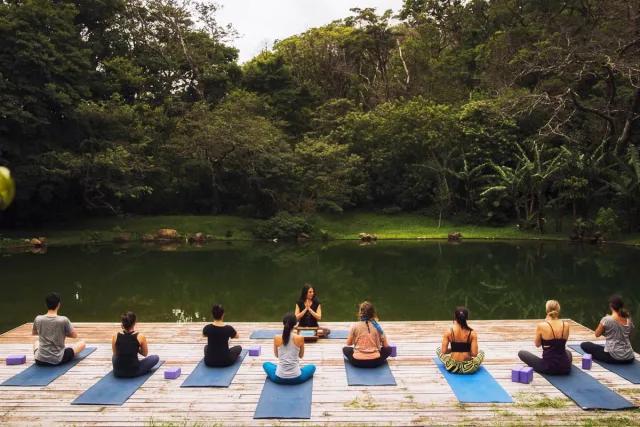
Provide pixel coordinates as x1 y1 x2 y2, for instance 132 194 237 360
248 346 261 357
519 367 534 384
582 354 592 370
511 366 522 382
389 344 397 358
164 367 181 379
6 355 26 365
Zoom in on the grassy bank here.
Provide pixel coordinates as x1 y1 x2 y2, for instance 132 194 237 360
1 212 638 248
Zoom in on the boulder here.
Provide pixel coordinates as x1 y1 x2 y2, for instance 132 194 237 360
156 228 179 240
188 232 207 244
30 238 44 247
359 233 378 242
113 233 131 243
141 234 155 242
448 232 463 242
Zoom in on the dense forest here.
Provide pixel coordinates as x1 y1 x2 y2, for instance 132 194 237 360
1 0 639 233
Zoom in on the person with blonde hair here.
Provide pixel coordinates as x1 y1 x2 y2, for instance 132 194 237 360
343 301 392 368
518 300 572 374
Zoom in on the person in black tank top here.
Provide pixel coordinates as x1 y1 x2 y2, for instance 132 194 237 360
436 306 484 374
518 300 572 375
203 304 242 367
294 284 331 337
112 312 159 378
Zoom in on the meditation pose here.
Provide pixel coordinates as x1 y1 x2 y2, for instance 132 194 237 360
295 284 330 337
262 313 316 384
580 295 635 364
343 301 392 368
436 306 484 374
518 300 572 375
203 304 242 367
112 312 159 378
32 292 86 366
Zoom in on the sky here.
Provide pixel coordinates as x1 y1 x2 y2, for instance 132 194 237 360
215 0 405 63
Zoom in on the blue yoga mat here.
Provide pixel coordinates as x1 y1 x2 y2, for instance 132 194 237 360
72 361 164 406
570 344 640 384
181 349 248 387
254 378 313 419
2 347 97 386
344 358 396 386
434 358 512 403
250 329 349 340
541 365 635 410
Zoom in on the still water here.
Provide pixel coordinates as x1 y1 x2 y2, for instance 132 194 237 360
1 240 638 345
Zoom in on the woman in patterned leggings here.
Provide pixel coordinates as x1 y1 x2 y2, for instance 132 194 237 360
436 306 484 374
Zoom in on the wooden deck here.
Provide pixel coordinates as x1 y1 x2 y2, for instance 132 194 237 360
0 320 638 426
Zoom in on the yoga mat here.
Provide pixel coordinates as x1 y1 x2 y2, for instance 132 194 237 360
570 344 640 384
181 349 248 387
434 358 512 403
2 347 97 386
254 378 313 419
72 361 164 406
344 358 396 386
541 365 635 410
250 329 349 340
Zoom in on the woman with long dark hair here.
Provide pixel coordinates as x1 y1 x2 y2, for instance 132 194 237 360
112 312 160 378
518 300 572 375
436 306 484 374
262 313 316 384
343 301 392 368
580 295 635 364
294 284 330 337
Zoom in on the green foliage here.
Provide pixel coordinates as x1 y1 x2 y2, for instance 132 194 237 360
252 212 313 240
595 208 620 239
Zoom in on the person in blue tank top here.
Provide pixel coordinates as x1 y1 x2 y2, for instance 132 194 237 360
436 306 484 374
518 300 572 375
262 313 316 384
112 312 160 378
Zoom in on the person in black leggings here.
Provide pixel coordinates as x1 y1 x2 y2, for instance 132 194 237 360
518 300 572 375
343 301 392 368
203 304 242 367
112 312 160 378
580 295 635 364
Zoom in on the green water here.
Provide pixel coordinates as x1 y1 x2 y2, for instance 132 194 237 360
2 241 639 346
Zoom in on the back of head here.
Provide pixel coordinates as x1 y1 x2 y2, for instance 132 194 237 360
545 300 561 319
281 312 297 345
121 311 137 330
45 292 61 310
211 304 224 320
358 301 376 321
609 294 629 318
454 306 471 330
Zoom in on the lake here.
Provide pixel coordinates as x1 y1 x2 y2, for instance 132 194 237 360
2 240 638 346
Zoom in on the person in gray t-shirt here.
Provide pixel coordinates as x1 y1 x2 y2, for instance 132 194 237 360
580 295 635 364
32 293 86 366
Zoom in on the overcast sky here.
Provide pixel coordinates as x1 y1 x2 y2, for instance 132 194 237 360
215 0 404 63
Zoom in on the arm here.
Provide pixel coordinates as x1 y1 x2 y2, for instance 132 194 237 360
138 334 149 357
381 332 389 348
65 318 78 339
534 324 542 348
470 331 479 357
296 335 305 358
441 331 450 354
31 322 38 336
230 326 239 339
346 325 354 346
308 304 322 321
594 320 605 338
111 334 117 354
294 304 307 320
273 336 279 358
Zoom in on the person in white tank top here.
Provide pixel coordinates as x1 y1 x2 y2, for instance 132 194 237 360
263 313 316 384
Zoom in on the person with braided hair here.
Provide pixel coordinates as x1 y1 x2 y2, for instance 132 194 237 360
343 301 392 368
436 306 484 374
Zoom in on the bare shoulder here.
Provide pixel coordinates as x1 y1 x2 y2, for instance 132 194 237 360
470 330 478 338
274 335 282 346
293 334 304 346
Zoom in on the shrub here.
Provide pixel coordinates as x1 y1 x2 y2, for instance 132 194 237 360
253 212 313 240
595 207 620 239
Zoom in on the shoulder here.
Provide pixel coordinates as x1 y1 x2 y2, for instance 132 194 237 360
293 334 304 345
274 335 282 345
33 315 43 323
226 325 236 333
203 324 212 333
59 316 71 323
137 333 146 342
470 330 478 338
600 315 613 326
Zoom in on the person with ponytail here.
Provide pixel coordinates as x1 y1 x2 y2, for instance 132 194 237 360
436 307 484 374
262 313 316 384
343 301 392 368
112 312 159 378
518 300 572 375
580 295 635 364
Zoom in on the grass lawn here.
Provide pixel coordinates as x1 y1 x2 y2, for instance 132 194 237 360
1 212 638 247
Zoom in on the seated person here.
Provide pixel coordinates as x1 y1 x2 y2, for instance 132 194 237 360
262 313 316 384
518 300 572 375
203 304 242 367
32 292 86 366
436 306 484 374
343 301 392 368
580 295 635 364
112 312 159 378
295 284 330 337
